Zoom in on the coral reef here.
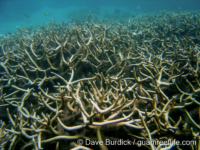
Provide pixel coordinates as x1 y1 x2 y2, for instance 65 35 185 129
0 11 200 150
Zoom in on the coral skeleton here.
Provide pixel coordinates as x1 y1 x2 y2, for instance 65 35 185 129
0 11 200 150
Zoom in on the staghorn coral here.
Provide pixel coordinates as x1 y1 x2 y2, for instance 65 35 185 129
0 11 200 150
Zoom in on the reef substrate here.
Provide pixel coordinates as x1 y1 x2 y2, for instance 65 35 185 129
0 11 200 150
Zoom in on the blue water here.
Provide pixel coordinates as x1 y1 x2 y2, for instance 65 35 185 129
0 0 200 35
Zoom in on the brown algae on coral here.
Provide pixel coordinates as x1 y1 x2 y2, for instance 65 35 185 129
0 11 200 150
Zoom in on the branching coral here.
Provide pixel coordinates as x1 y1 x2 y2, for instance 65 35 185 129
0 11 200 150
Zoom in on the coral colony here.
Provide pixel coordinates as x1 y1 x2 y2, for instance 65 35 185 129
0 11 200 150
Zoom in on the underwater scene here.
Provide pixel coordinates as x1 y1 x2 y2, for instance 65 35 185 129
0 0 200 150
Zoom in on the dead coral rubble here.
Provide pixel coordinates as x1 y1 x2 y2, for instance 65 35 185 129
0 11 200 150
